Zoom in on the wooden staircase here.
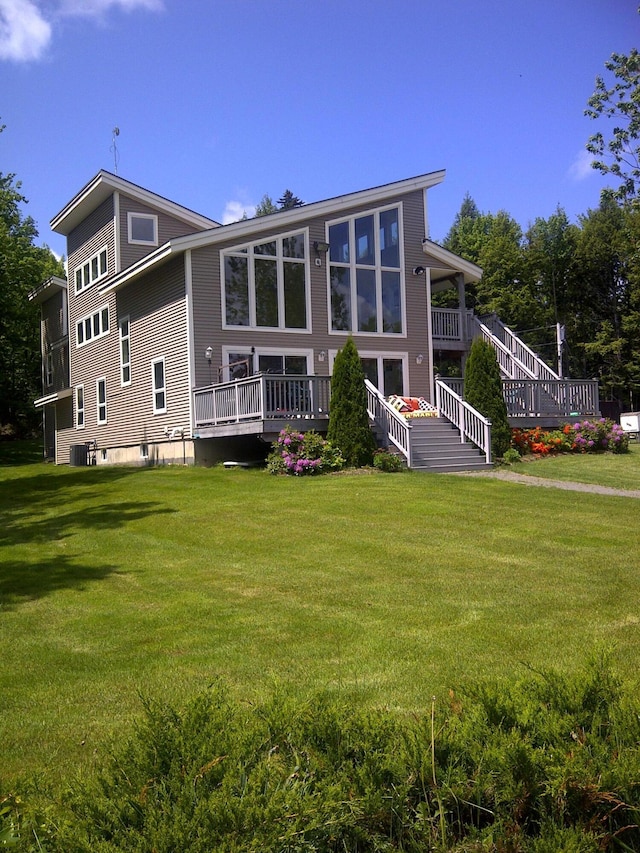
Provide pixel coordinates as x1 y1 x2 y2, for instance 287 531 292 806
408 418 493 473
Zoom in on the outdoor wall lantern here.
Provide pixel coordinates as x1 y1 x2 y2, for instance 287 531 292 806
412 266 426 276
416 353 424 365
205 346 213 384
318 350 326 362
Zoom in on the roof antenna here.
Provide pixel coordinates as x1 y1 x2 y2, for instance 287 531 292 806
110 126 120 174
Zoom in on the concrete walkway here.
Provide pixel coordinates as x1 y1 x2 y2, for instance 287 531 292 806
459 468 640 499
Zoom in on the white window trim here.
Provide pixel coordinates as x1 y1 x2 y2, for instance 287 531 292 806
74 246 108 294
152 356 167 414
75 384 85 430
76 304 109 348
221 228 311 333
96 377 107 425
119 314 131 386
221 346 313 382
128 212 158 246
328 349 409 396
326 203 406 338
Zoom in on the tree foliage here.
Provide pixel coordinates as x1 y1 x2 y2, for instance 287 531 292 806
0 166 64 436
255 194 278 217
463 338 511 458
277 189 304 210
327 337 376 467
586 46 640 205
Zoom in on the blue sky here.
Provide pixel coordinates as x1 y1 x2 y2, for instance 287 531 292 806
1 0 637 260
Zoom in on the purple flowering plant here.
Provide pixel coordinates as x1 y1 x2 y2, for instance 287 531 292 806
267 426 345 475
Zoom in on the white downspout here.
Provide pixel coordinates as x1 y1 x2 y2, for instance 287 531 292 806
184 250 195 439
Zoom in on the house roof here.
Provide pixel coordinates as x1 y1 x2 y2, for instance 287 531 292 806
99 170 447 295
28 275 67 304
422 239 483 286
50 170 220 236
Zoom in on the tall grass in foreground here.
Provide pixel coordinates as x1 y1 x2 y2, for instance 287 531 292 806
1 456 639 788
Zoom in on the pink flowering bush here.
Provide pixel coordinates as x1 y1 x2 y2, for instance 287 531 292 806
267 426 344 475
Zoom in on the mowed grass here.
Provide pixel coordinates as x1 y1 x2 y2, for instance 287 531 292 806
511 439 640 489
1 452 638 785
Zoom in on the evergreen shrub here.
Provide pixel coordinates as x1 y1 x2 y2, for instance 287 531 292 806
327 337 377 467
12 656 640 852
464 337 512 458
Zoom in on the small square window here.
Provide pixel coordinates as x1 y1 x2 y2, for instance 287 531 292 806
128 213 158 245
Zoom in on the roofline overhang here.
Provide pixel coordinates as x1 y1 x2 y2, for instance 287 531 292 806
28 275 68 304
34 387 72 408
422 239 483 284
99 170 447 293
50 170 220 236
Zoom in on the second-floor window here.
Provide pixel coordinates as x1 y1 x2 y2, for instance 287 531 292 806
75 247 108 293
119 316 131 385
222 232 309 331
328 206 403 335
76 305 109 347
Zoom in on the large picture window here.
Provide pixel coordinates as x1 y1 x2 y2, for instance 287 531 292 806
222 232 309 331
328 206 403 335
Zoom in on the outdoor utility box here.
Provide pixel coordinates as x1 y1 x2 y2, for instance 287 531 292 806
620 412 640 438
69 444 88 466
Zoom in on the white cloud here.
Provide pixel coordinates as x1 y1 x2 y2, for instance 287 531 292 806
0 0 163 62
567 149 595 182
222 200 256 225
58 0 164 16
0 0 51 62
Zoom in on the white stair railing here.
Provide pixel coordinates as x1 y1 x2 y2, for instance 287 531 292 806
435 379 492 465
365 379 412 466
475 314 560 381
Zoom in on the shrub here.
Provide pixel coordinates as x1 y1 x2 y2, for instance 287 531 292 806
266 426 344 475
327 336 377 467
26 656 640 852
372 448 405 472
463 338 512 458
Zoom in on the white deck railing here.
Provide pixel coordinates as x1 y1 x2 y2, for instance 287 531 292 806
365 379 412 465
435 379 492 464
194 374 331 427
475 314 560 381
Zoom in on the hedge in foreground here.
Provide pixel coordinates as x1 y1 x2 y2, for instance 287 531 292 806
5 655 640 852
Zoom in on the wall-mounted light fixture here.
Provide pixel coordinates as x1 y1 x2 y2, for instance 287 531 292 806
416 353 424 365
205 346 213 384
318 350 326 362
412 266 426 276
313 240 330 267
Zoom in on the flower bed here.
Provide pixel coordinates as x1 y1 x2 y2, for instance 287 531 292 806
512 419 629 455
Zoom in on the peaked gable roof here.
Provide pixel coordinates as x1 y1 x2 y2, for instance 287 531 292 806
50 170 220 236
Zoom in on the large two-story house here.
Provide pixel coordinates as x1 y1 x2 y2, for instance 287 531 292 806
30 169 599 470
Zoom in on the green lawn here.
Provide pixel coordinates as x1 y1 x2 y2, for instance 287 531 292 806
1 452 638 785
509 440 640 489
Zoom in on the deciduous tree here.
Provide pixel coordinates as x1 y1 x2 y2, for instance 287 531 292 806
586 46 640 205
0 165 64 435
